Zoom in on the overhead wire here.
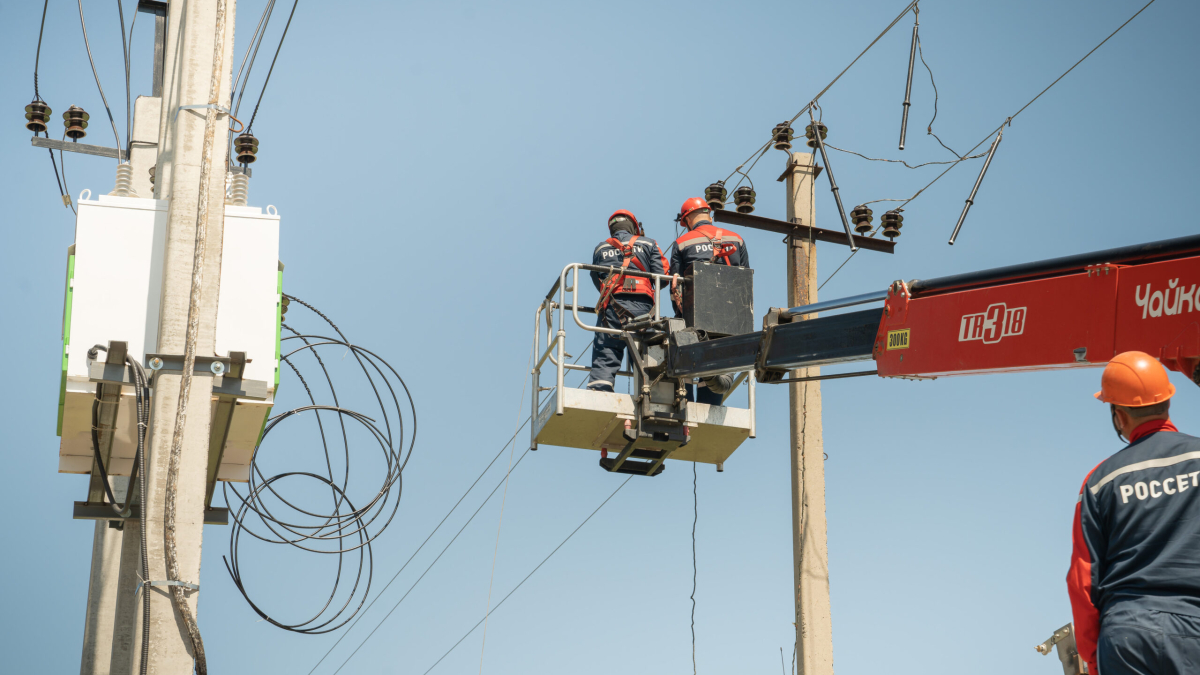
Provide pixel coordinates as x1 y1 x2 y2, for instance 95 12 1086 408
419 476 634 675
818 0 1157 289
691 462 698 675
477 332 537 673
246 0 300 133
227 0 278 164
722 0 919 183
33 0 69 207
118 0 137 158
321 347 592 674
77 0 124 161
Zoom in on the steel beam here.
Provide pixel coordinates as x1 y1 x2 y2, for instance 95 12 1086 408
712 209 895 253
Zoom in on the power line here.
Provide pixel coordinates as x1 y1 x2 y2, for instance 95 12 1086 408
896 0 1158 212
419 476 633 675
246 0 300 133
690 462 698 675
328 446 536 675
723 0 919 183
309 350 589 673
77 0 123 161
818 0 1158 290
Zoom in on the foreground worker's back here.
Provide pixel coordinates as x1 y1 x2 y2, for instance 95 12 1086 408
1071 423 1200 674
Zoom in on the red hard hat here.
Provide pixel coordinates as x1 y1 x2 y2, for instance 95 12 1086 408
1095 351 1176 407
679 197 711 224
608 209 642 235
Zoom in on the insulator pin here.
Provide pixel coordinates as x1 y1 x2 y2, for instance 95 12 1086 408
705 182 728 210
63 105 90 140
881 209 904 239
733 186 756 214
25 99 52 133
772 122 794 152
235 132 259 164
804 121 828 148
850 204 873 235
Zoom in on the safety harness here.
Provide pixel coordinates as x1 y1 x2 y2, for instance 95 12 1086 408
694 225 740 266
597 235 653 313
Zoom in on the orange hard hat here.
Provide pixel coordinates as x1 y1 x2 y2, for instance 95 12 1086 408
1095 351 1176 407
608 209 643 235
678 197 711 225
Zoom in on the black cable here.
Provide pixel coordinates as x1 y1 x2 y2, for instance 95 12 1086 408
222 295 416 635
419 476 633 675
826 143 986 169
723 0 919 183
78 0 124 161
321 346 593 674
246 0 300 133
227 0 278 164
34 0 49 98
916 34 961 158
118 0 137 158
691 462 698 675
895 0 1157 211
306 417 533 674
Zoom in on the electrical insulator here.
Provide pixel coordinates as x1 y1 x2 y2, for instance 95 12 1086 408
63 105 90 140
850 204 873 235
733 186 756 214
234 132 259 164
227 171 248 206
705 182 728 211
149 165 156 185
281 295 290 320
881 209 904 239
772 122 794 152
804 121 828 148
25 99 51 133
109 163 137 197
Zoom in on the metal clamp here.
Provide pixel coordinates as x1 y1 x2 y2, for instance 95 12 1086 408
135 579 199 596
174 103 230 122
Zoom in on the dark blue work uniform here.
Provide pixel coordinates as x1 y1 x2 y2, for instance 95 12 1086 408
586 231 667 392
1068 420 1200 675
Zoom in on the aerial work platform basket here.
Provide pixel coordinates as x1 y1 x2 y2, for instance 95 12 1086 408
530 262 756 475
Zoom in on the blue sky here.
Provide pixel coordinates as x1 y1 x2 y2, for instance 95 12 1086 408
2 1 1198 673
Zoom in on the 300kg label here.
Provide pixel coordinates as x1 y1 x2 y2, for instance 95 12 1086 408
886 329 910 350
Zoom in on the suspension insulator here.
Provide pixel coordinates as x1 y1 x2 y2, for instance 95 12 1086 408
881 209 904 239
234 132 259 164
280 295 290 320
772 122 794 152
63 105 89 140
850 204 873 235
705 182 728 210
733 186 756 214
804 121 828 148
25 99 51 133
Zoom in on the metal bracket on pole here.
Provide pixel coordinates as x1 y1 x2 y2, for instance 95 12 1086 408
144 351 268 400
173 103 231 122
134 579 199 597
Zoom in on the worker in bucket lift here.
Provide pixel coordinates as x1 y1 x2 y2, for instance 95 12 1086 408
667 197 750 405
585 210 668 393
1068 351 1200 675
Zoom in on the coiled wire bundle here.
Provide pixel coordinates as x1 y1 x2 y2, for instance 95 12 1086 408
222 294 416 634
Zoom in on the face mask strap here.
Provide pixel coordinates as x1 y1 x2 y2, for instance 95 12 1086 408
1111 404 1129 443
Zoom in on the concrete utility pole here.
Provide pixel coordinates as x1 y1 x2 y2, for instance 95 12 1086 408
112 0 237 671
784 151 835 675
79 477 128 675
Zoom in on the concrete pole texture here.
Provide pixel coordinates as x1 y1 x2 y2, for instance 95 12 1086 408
113 0 237 671
79 477 128 675
784 151 835 675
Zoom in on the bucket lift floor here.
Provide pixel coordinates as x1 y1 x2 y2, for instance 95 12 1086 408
533 387 751 466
